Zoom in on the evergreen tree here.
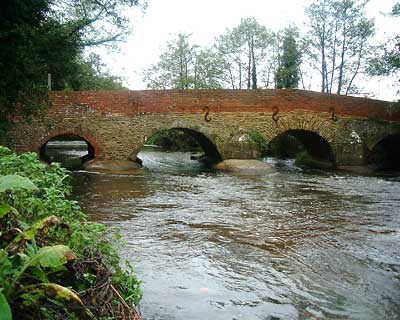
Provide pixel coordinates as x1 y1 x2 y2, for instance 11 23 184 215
275 27 301 89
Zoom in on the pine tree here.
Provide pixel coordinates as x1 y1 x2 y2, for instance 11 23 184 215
275 27 301 89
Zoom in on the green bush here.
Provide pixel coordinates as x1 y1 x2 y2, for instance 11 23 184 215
0 146 141 319
268 134 305 159
147 129 200 151
248 130 269 156
294 150 333 169
294 150 312 166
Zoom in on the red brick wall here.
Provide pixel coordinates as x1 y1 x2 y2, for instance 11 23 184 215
49 89 398 121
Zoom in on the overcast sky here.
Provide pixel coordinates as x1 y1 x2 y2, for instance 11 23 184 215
98 0 399 100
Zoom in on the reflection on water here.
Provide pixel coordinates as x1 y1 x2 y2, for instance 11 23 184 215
71 148 400 320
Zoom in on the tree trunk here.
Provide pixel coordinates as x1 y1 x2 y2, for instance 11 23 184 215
251 37 257 89
194 57 198 89
329 20 339 94
247 39 252 89
337 31 346 95
321 25 327 93
345 46 363 95
239 61 242 89
299 66 306 90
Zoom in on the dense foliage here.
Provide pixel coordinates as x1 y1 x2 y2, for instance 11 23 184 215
142 21 289 90
65 53 126 91
146 129 201 151
215 18 275 89
368 2 399 95
0 0 77 128
143 33 224 89
143 0 398 99
0 0 144 130
247 130 269 156
0 147 141 319
305 0 374 95
276 27 301 89
267 134 305 159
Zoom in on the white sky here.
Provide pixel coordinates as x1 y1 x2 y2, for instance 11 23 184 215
98 0 399 101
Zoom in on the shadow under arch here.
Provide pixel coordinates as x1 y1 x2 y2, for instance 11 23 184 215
269 129 335 166
142 127 222 164
177 127 222 162
39 134 96 170
368 133 400 170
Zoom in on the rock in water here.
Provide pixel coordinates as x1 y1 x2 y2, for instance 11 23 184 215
212 159 275 173
83 159 142 173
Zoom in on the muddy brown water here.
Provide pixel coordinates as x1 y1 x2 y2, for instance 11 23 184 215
45 143 400 319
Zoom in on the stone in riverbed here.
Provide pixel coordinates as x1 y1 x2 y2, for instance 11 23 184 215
212 159 275 173
83 159 142 172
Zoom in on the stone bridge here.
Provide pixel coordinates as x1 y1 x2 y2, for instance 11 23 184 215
4 89 400 170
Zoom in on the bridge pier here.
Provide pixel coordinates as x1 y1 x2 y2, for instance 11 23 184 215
219 141 262 160
333 143 367 167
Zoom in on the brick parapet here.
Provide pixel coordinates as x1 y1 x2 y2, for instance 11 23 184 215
47 89 398 122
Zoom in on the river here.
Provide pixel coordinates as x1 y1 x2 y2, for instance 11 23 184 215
48 143 400 320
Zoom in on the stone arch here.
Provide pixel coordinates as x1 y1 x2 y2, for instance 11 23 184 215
261 112 337 163
270 129 335 163
264 111 337 144
368 133 400 169
36 130 101 161
365 126 400 152
137 122 223 162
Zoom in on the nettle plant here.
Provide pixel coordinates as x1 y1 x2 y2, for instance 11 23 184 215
0 174 90 319
0 147 142 320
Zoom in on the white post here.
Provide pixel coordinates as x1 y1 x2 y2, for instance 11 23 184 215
47 73 52 91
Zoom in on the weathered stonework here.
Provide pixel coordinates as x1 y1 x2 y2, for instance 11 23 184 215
5 89 400 167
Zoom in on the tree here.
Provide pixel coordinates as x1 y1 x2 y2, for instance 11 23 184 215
51 0 146 47
215 18 276 89
193 49 225 89
368 2 399 95
305 0 375 95
0 0 143 130
142 33 223 89
275 26 301 89
0 0 79 129
67 53 126 90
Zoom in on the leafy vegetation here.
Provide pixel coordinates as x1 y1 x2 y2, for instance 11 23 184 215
0 0 144 130
276 26 301 89
0 146 142 319
267 134 305 159
305 0 375 95
368 2 399 95
146 129 201 151
247 131 269 156
215 18 275 89
142 20 291 90
142 0 399 99
143 33 224 90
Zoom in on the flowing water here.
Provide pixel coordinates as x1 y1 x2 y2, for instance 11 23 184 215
50 144 400 320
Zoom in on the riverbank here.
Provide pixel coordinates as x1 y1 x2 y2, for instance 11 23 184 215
0 146 142 319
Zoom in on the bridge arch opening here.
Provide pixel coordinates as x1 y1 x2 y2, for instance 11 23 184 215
368 134 400 171
139 128 222 168
268 129 335 168
39 134 95 170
